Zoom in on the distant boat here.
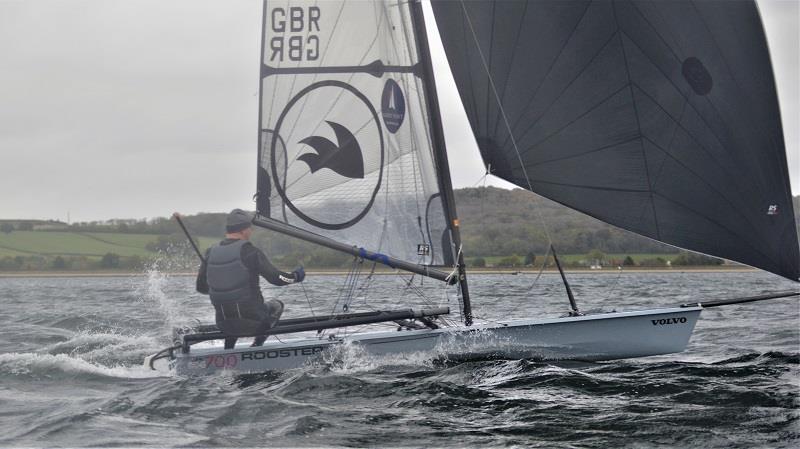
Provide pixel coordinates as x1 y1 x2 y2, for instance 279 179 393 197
148 0 798 374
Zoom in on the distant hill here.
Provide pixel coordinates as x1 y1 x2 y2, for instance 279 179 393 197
456 187 675 257
1 189 797 271
457 187 800 262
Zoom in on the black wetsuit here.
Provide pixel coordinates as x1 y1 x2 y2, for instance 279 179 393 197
196 238 297 348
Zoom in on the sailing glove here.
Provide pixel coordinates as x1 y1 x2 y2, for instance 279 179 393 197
292 267 305 283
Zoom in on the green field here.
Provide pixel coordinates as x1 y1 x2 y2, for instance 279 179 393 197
0 231 676 263
0 231 156 257
0 229 686 271
0 231 223 259
473 253 677 266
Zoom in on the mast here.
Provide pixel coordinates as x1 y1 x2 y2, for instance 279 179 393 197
409 0 473 326
255 0 267 209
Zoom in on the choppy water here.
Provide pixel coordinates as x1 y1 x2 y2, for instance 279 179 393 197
0 271 798 447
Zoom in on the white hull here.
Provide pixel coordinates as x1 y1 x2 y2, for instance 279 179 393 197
168 306 702 375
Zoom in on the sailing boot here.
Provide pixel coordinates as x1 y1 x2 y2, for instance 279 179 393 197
251 300 284 347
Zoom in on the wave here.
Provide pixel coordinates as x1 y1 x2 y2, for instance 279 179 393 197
0 352 165 380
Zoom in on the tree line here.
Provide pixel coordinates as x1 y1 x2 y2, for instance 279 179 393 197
3 188 797 271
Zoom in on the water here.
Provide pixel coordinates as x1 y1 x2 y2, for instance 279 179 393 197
1 271 797 447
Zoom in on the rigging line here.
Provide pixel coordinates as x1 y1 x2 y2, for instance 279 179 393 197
398 273 458 327
342 264 359 312
342 259 363 313
523 244 551 295
458 2 482 136
606 98 688 294
356 272 380 312
341 263 361 313
602 263 626 304
300 281 316 318
439 278 460 326
470 170 488 188
460 2 554 247
328 257 359 319
401 274 436 304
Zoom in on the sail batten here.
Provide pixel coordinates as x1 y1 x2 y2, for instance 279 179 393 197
432 0 800 280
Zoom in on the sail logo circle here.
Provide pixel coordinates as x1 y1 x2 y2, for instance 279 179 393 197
271 80 384 230
381 79 405 133
682 57 712 96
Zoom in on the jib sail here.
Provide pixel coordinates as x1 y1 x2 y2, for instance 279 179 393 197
431 0 799 280
257 0 453 267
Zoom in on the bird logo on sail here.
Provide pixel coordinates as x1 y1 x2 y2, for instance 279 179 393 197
297 121 365 179
270 80 384 230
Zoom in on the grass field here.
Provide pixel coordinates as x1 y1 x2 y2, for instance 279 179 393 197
0 229 683 272
0 231 222 259
473 253 677 266
0 231 157 257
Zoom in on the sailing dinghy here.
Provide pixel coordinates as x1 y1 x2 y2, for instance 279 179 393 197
147 0 798 374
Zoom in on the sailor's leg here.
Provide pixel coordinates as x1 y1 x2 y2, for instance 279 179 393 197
265 299 284 327
224 337 237 349
250 300 284 347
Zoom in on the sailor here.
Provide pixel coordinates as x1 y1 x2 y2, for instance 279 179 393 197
196 209 304 349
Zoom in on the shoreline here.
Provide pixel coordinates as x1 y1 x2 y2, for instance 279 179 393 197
0 266 759 278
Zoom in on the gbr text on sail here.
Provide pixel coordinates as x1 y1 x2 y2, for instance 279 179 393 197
269 7 320 62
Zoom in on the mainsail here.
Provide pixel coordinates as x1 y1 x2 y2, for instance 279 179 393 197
431 0 800 281
257 0 454 268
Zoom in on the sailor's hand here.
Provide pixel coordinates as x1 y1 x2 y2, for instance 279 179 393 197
292 266 305 283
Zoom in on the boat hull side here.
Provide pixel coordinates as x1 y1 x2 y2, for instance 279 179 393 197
171 307 702 374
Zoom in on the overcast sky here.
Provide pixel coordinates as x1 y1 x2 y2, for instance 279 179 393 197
0 0 797 222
